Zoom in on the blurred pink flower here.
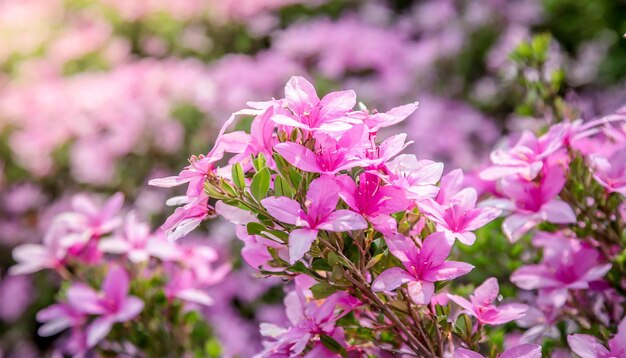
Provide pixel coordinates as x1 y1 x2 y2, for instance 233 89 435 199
66 266 144 347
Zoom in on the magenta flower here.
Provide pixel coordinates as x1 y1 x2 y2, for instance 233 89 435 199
419 189 501 245
454 344 541 358
261 176 368 263
511 241 611 308
98 212 178 263
448 278 528 326
480 129 566 181
590 148 626 196
372 233 473 304
274 124 373 175
66 266 144 347
271 76 360 133
235 226 287 272
568 317 626 358
337 172 410 235
484 165 576 242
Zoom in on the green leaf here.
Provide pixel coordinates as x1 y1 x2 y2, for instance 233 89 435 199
274 175 294 198
250 167 271 201
253 153 267 172
231 163 245 189
320 335 348 358
247 222 265 235
310 282 339 299
311 258 332 271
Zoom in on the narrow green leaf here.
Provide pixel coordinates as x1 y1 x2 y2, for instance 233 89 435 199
231 163 245 189
320 335 348 358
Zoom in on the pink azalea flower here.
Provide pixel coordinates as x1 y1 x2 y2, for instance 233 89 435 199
484 165 576 242
229 105 279 169
160 194 212 240
149 113 254 240
98 212 179 263
37 303 88 356
372 232 473 304
257 287 360 357
384 154 443 200
165 269 216 307
590 147 626 196
336 172 410 235
63 192 124 238
66 266 144 347
480 129 566 181
419 188 501 245
568 317 626 358
261 176 368 263
435 169 466 205
448 278 528 326
36 303 85 338
365 133 413 170
511 240 611 308
454 344 541 358
349 102 419 133
235 226 287 271
274 124 372 175
10 220 76 275
271 76 360 133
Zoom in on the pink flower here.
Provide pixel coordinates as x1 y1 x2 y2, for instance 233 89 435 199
349 102 419 133
271 76 360 133
511 239 611 308
372 233 473 304
419 188 501 245
10 220 74 275
485 165 576 242
337 172 410 235
261 176 368 263
258 286 360 357
384 154 443 200
590 147 626 196
448 278 528 326
36 303 84 338
98 212 178 263
235 226 287 271
568 317 626 358
63 192 124 238
454 344 541 358
274 124 372 175
66 266 144 347
480 129 566 181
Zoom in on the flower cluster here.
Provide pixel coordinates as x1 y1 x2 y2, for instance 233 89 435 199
9 193 229 356
151 76 535 356
475 101 626 353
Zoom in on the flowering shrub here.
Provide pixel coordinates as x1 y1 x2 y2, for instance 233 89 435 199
3 1 626 357
10 193 229 356
146 76 540 356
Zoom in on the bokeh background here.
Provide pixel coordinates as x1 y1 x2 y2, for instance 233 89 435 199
1 0 625 356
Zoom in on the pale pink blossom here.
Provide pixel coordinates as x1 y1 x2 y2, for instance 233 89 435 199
448 278 528 326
